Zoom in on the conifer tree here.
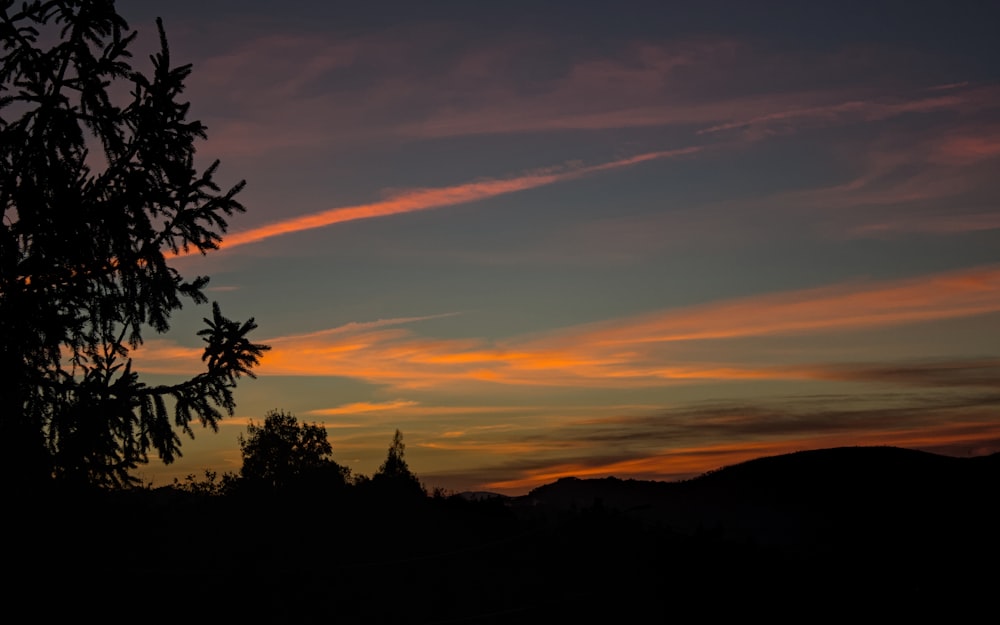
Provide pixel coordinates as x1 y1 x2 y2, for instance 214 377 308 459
0 0 268 487
372 430 424 496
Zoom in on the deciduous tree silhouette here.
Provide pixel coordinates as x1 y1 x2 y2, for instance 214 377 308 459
0 0 268 488
238 410 349 492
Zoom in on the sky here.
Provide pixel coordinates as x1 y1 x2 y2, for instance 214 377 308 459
116 1 1000 494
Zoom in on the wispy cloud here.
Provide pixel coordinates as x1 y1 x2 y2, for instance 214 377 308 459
269 313 461 341
307 400 418 416
188 29 990 152
851 212 1000 237
580 100 993 246
805 359 1000 388
189 33 745 148
697 92 969 136
199 266 1000 389
571 265 1000 346
134 264 1000 390
176 149 700 256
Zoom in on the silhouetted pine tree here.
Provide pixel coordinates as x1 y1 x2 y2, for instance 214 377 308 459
0 0 268 488
371 429 425 498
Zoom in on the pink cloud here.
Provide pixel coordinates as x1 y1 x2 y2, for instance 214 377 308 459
178 24 1000 185
931 128 1000 165
736 84 995 136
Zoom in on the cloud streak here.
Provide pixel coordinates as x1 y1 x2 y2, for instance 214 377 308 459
696 92 971 136
177 149 700 256
132 265 1000 390
455 392 1000 492
307 400 418 416
573 265 1000 346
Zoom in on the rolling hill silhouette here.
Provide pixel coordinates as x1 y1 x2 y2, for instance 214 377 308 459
522 446 1000 551
9 445 996 622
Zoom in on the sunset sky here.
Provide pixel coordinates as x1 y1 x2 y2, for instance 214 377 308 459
121 1 999 493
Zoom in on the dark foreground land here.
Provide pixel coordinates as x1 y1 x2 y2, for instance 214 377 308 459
7 446 998 623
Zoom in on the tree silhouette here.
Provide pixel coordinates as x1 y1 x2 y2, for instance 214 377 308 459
238 410 349 491
0 1 268 488
371 429 424 497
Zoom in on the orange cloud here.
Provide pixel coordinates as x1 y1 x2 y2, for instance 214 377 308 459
271 265 998 388
307 400 418 416
132 265 1000 390
175 149 700 256
575 265 1000 346
126 339 203 376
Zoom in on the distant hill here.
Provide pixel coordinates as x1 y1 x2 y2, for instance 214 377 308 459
10 445 996 621
520 446 1000 552
690 445 1000 495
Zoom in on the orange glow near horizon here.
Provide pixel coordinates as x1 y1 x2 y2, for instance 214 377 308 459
482 420 1000 492
129 264 1000 391
255 264 1000 388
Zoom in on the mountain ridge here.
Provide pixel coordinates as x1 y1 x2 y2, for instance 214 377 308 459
513 445 999 551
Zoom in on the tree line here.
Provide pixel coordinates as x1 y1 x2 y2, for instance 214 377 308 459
175 410 428 500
